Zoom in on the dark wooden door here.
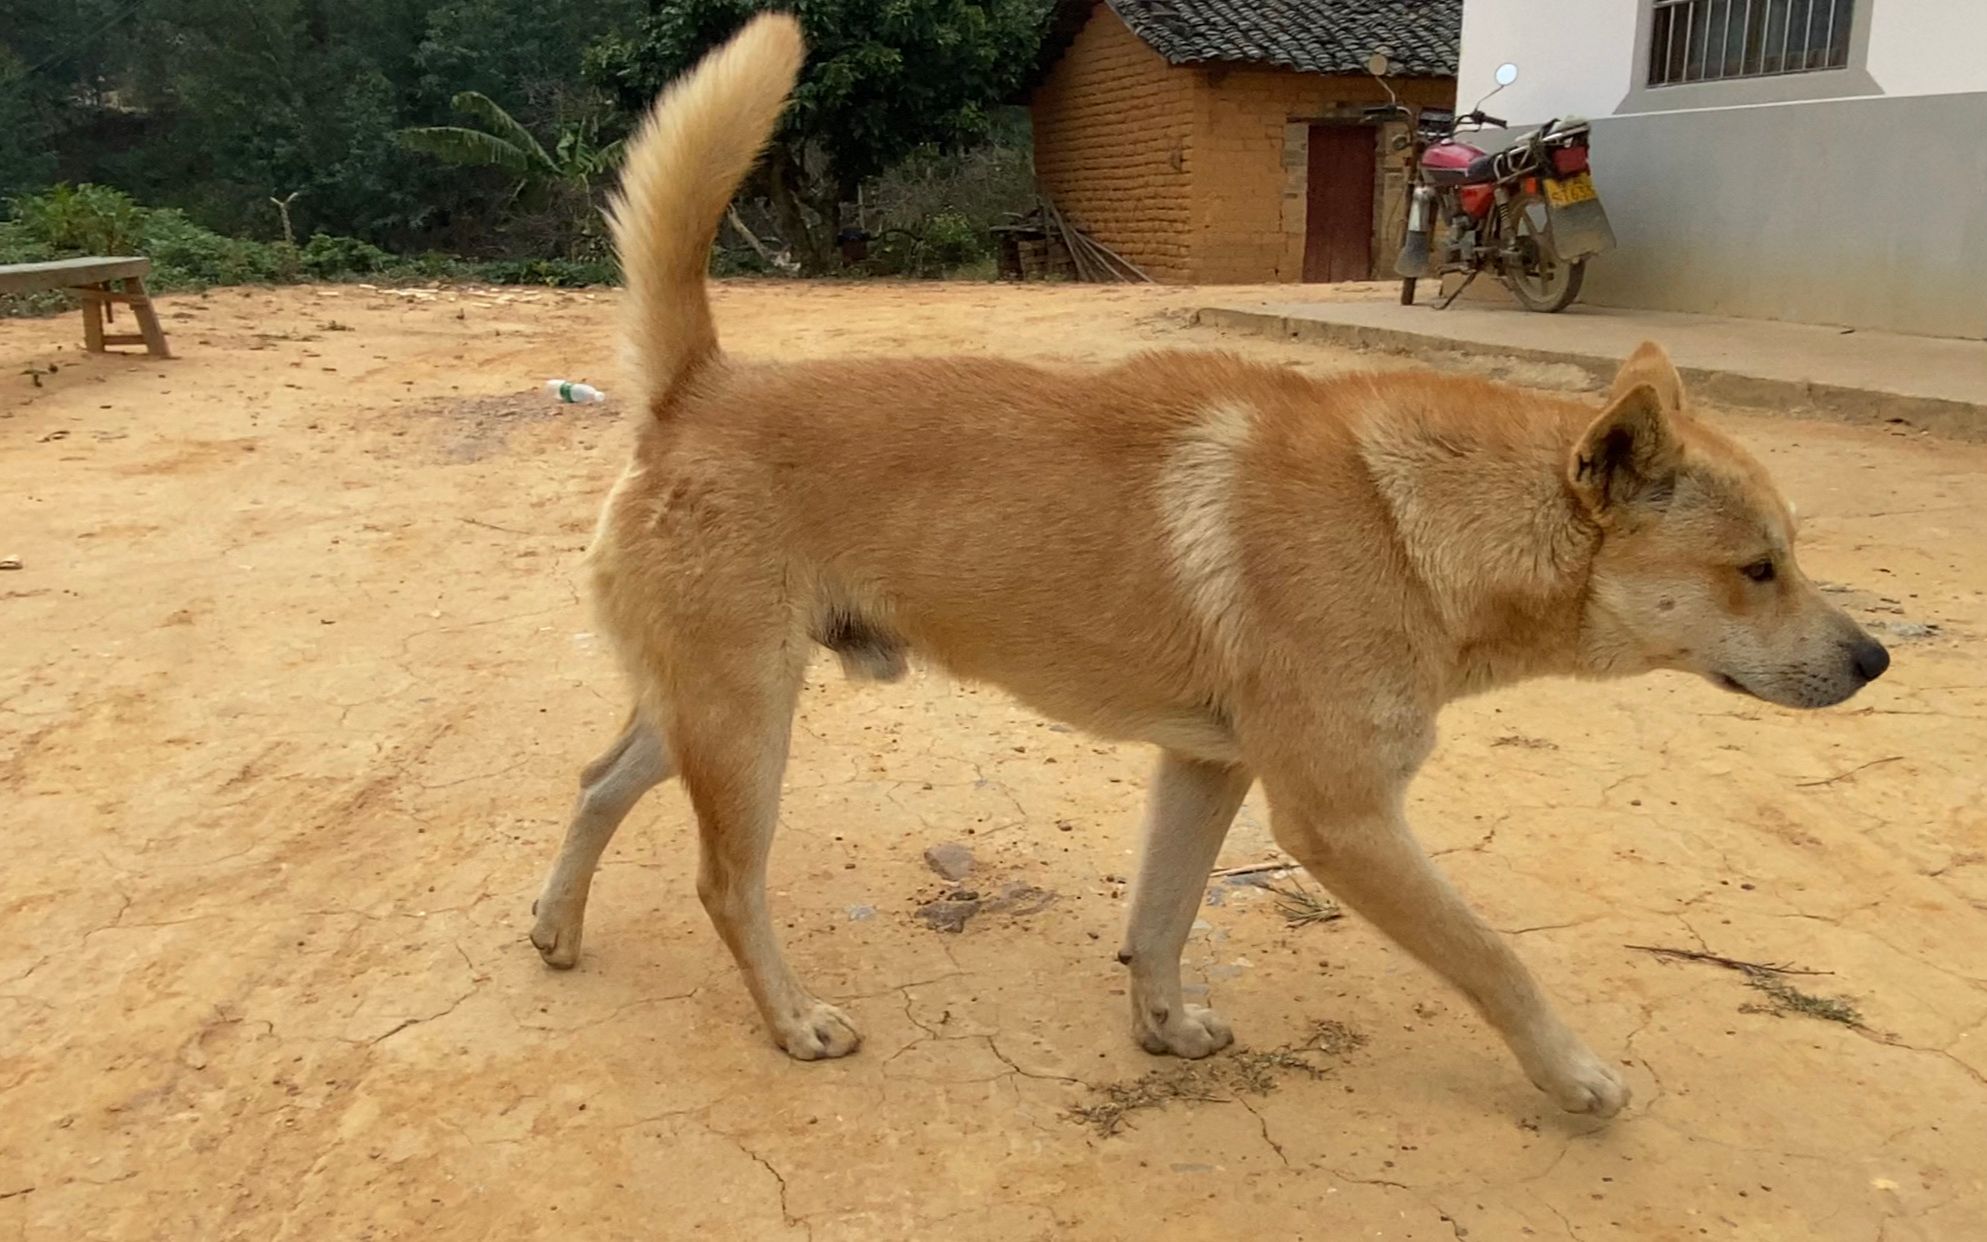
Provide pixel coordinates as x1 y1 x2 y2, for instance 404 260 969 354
1303 125 1376 282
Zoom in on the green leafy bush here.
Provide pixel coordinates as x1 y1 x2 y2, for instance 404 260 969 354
389 252 477 280
1 183 619 316
142 209 293 288
708 246 782 278
0 218 55 266
299 232 393 279
0 219 67 317
462 256 617 286
4 185 288 292
858 131 1030 278
920 211 985 269
9 183 147 255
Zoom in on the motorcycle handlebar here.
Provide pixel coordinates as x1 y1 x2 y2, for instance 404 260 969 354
1472 110 1509 128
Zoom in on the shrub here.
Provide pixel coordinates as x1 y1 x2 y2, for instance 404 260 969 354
0 218 54 266
389 252 475 280
859 132 1029 278
0 219 67 317
299 232 393 279
709 246 782 278
142 209 292 288
1 183 617 314
462 256 617 286
920 211 985 269
9 183 147 255
4 185 289 292
867 138 1033 239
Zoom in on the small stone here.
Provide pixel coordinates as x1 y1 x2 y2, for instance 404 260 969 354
923 842 975 881
0 557 20 571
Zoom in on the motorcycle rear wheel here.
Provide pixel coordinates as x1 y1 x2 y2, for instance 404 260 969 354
1501 190 1585 313
1400 277 1417 306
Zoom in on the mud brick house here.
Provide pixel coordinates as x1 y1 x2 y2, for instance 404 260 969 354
1029 0 1460 283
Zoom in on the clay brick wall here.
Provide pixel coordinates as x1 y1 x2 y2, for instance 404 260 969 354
1186 69 1455 283
1030 11 1195 281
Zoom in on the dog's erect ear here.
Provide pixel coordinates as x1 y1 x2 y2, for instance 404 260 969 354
1569 383 1680 511
1609 340 1684 413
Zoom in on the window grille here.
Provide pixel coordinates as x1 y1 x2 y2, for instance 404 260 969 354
1647 0 1853 87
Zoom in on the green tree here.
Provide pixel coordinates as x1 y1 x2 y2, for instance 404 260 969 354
413 0 638 122
586 0 1050 272
82 0 438 241
0 48 56 202
0 0 145 202
401 92 622 255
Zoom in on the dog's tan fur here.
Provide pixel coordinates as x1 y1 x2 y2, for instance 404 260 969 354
529 15 1889 1116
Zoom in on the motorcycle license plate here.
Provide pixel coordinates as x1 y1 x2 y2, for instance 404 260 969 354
1545 172 1597 206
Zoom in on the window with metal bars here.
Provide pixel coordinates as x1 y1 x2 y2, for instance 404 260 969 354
1647 0 1854 87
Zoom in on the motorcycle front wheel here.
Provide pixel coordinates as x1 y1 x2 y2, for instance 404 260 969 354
1400 277 1417 306
1501 190 1585 313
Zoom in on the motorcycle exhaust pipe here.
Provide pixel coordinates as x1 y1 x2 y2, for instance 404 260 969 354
1406 184 1436 233
1395 186 1437 278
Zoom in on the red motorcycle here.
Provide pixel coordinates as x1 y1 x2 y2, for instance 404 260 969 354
1370 60 1616 313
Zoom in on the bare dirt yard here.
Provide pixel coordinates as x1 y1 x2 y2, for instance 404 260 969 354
4 280 1984 1240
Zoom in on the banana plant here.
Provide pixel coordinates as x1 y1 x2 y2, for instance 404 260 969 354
400 92 623 203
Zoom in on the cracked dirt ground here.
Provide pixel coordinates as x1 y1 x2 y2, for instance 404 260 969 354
4 281 1984 1240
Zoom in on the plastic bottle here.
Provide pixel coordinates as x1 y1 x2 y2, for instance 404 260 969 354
546 379 607 404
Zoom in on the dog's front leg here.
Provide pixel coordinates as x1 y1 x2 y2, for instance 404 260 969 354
1119 752 1254 1058
1268 785 1628 1117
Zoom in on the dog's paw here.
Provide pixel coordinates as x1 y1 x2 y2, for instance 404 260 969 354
773 1000 862 1061
1135 1003 1234 1059
1532 1046 1630 1118
529 898 583 969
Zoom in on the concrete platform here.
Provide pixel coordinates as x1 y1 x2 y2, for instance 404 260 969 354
1195 293 1987 440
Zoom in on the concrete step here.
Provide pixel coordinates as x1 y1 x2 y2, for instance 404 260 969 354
1196 295 1987 441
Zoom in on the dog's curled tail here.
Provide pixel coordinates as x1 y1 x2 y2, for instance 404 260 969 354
607 14 804 418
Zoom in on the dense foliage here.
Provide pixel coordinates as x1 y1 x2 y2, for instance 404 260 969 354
4 0 636 250
588 0 1049 271
0 0 1046 287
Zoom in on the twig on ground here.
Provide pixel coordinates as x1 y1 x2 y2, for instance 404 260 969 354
1210 860 1298 879
1795 755 1904 787
458 516 535 535
1740 975 1865 1025
1067 1019 1365 1136
1263 879 1343 928
1627 944 1863 1026
1625 944 1832 976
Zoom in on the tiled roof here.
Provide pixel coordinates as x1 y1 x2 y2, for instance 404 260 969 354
1105 0 1461 77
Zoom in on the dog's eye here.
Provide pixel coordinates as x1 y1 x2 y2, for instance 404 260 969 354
1740 558 1776 583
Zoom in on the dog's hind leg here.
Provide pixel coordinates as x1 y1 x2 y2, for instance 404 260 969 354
1119 752 1254 1058
674 647 862 1060
531 711 672 968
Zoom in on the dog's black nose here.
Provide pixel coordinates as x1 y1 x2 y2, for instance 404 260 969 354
1848 635 1890 682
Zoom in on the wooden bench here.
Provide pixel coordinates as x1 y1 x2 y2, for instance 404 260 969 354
0 256 173 358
